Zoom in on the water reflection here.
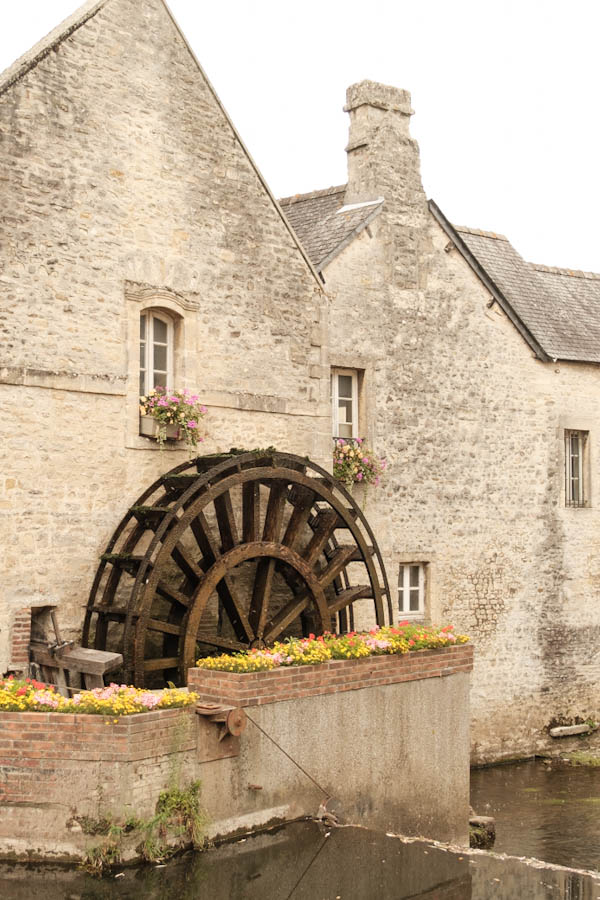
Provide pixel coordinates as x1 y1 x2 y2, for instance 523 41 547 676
471 758 600 870
1 820 599 899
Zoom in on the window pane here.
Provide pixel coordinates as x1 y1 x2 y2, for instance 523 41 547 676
140 314 146 340
139 372 146 396
338 399 352 425
140 343 145 368
338 375 353 398
338 423 353 438
153 371 166 389
153 318 168 343
410 565 420 588
153 344 167 371
409 590 420 612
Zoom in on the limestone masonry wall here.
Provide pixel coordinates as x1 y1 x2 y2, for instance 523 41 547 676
0 0 329 672
323 83 600 763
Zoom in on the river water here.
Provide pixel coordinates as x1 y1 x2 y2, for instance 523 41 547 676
471 757 600 871
1 818 600 900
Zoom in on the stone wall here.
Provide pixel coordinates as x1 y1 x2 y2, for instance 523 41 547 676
0 0 330 671
322 82 600 763
0 647 472 861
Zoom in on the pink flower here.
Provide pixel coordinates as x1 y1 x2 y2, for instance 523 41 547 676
169 396 179 403
374 477 380 486
356 438 363 444
200 405 207 414
356 471 363 481
157 398 169 407
362 457 369 464
338 439 346 446
187 420 197 428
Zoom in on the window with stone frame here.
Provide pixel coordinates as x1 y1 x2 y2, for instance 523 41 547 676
140 310 174 396
398 563 426 617
565 429 589 508
331 368 359 439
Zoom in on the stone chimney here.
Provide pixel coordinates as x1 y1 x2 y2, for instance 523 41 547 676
344 81 427 217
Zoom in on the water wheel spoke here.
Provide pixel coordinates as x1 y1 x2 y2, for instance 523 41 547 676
143 657 180 672
302 509 339 566
156 581 191 607
146 619 182 636
263 481 288 541
264 595 310 643
214 490 239 552
242 481 260 542
171 543 203 584
216 576 256 644
282 485 315 550
248 558 275 638
189 511 220 564
196 635 248 653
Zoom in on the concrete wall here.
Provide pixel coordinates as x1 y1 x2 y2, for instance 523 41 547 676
0 0 329 671
0 646 472 861
321 82 600 763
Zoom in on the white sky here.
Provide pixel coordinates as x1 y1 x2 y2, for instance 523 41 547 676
2 0 599 272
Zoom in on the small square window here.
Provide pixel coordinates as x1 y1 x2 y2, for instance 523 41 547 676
565 430 589 508
398 563 426 617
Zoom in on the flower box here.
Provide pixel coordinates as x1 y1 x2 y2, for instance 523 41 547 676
188 643 474 708
139 414 180 441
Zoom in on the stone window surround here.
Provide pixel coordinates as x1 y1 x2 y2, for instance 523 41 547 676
393 552 435 624
398 562 426 618
560 417 592 509
125 282 199 451
328 352 376 446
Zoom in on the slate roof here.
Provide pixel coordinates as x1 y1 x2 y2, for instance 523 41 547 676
279 186 383 271
452 226 600 363
280 185 600 364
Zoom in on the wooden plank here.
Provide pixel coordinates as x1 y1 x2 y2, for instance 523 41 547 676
30 644 123 676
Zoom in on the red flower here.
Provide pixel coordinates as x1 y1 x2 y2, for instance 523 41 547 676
16 687 27 696
308 633 315 640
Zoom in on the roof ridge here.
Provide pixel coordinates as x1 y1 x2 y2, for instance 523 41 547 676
279 184 347 205
454 225 509 242
532 262 600 281
0 0 109 97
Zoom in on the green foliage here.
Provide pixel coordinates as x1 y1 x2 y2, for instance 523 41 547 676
81 781 208 876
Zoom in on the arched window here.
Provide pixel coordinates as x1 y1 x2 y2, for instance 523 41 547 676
139 310 174 396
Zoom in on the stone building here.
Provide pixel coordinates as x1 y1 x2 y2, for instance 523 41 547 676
281 82 600 763
2 0 599 762
0 0 330 677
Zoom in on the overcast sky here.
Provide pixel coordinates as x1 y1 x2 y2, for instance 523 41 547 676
2 0 599 272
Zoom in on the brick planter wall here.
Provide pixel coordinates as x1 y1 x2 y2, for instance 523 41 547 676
0 646 473 862
0 707 198 862
188 644 473 707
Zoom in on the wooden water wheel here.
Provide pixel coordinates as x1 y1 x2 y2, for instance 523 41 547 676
82 451 391 687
